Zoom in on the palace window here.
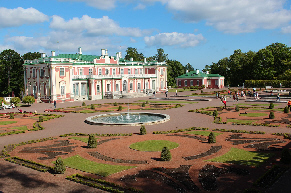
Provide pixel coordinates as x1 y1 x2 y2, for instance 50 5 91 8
60 68 65 76
98 69 102 75
113 69 116 75
79 69 83 75
89 69 93 75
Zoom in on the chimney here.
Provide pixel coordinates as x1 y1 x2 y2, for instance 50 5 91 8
130 57 133 61
144 58 147 63
196 69 199 74
51 51 55 56
101 49 105 56
78 47 82 55
206 71 209 74
41 53 46 58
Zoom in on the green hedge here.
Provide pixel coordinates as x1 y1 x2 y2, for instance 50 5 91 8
245 80 291 88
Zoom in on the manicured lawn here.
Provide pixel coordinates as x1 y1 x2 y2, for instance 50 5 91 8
186 130 223 137
62 155 136 177
206 148 273 167
129 140 179 152
7 126 28 131
239 113 268 117
0 121 17 125
227 119 257 124
79 110 96 113
69 136 99 143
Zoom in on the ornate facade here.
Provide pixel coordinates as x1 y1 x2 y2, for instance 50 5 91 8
23 48 167 103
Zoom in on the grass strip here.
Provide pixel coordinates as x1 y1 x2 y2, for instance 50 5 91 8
7 126 28 131
207 148 273 167
186 130 223 137
62 155 136 177
129 140 179 152
137 100 197 104
239 113 268 117
227 119 257 124
0 121 17 125
69 136 99 143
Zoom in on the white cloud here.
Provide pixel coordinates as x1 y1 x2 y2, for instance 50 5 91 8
134 3 146 10
157 0 291 34
282 25 291 33
50 15 149 37
0 7 49 28
58 0 117 10
144 32 205 47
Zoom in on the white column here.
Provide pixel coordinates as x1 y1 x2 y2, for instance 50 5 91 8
37 68 40 98
69 66 73 100
91 80 94 100
24 67 27 96
51 66 57 101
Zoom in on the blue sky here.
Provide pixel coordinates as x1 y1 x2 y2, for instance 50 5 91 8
1 0 291 70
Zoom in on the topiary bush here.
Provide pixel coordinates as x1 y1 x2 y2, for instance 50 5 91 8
284 106 289 113
141 102 146 107
213 110 218 117
90 104 95 109
269 111 275 119
82 102 86 106
87 134 97 148
235 105 240 112
269 102 274 109
22 96 35 105
208 132 216 143
281 148 291 164
161 147 171 161
10 97 21 105
39 116 43 122
140 125 146 135
113 102 118 106
54 157 66 174
9 113 14 119
118 106 123 111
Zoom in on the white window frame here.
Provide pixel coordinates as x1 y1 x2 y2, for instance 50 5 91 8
116 84 119 91
140 69 143 74
98 69 102 75
161 69 164 75
130 82 133 90
61 85 65 95
32 69 36 78
121 69 124 74
178 80 181 86
128 69 131 74
190 80 193 86
113 69 116 75
135 69 138 74
97 85 100 93
197 80 200 86
89 69 93 75
79 68 83 75
60 68 65 76
184 80 187 87
105 69 109 75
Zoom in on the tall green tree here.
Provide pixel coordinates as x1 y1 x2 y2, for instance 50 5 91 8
167 59 184 86
184 63 194 73
22 52 41 60
124 47 144 61
155 48 168 62
0 49 24 97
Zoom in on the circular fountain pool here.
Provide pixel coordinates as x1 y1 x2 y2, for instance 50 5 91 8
85 112 170 126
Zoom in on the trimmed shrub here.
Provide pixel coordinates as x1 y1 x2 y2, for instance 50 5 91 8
284 106 289 113
9 113 14 119
118 106 123 111
39 116 43 122
213 110 218 117
269 102 274 109
281 148 291 164
90 104 95 109
82 102 86 106
140 125 146 135
161 147 171 161
235 105 240 112
208 132 216 143
141 102 146 107
113 102 118 106
10 97 21 105
269 112 275 119
87 134 97 148
22 96 35 105
54 157 66 174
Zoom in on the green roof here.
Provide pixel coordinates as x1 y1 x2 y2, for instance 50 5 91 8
177 71 224 79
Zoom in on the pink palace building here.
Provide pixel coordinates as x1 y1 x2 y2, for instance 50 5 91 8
23 48 167 103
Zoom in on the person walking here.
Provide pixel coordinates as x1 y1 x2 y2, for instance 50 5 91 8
288 100 291 111
277 93 280 101
222 96 227 109
176 90 177 96
54 100 56 108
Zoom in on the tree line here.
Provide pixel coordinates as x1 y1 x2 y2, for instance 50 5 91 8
207 43 291 87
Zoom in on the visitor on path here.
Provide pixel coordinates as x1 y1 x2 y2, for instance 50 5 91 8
18 109 22 113
222 96 227 109
228 90 230 95
176 90 177 96
54 100 56 108
233 93 236 102
277 93 280 101
288 100 291 111
216 92 218 99
165 90 168 97
153 91 155 97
